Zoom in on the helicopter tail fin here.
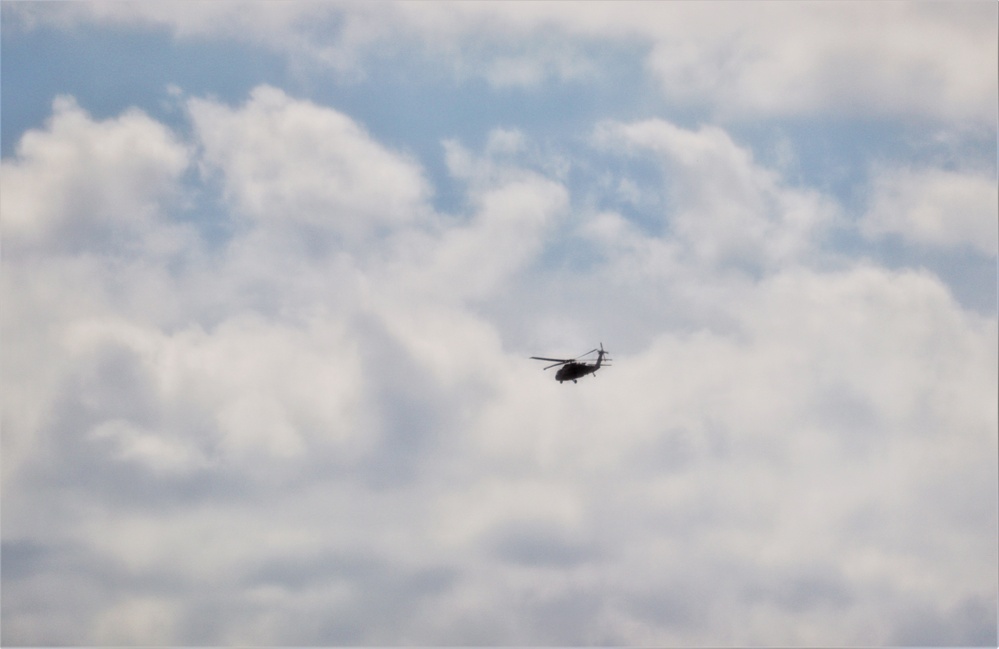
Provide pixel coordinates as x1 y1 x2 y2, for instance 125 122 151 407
596 342 609 368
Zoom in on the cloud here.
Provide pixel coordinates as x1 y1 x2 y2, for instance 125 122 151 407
384 138 568 302
9 1 996 123
1 96 190 254
188 85 431 241
1 98 195 491
639 2 997 122
590 118 839 273
862 165 998 256
2 83 996 646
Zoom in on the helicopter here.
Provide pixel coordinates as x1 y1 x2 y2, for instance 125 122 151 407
531 343 611 383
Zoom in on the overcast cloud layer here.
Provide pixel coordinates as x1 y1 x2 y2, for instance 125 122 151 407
2 2 997 646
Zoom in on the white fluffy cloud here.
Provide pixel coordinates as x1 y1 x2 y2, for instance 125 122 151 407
862 166 998 256
638 2 997 122
591 118 838 272
189 85 431 239
1 98 195 489
466 264 996 646
2 75 996 647
1 96 190 253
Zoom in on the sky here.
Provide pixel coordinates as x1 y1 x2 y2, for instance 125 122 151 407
1 1 997 645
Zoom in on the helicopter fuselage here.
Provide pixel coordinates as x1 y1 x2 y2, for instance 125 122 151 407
531 344 610 384
556 362 598 383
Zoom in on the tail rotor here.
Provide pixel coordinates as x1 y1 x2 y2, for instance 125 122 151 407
596 342 612 368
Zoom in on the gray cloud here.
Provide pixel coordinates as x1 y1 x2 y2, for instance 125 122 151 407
489 519 604 568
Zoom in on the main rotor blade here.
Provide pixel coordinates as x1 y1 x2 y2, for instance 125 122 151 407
531 356 572 370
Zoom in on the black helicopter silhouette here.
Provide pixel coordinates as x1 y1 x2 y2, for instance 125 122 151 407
531 343 611 383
